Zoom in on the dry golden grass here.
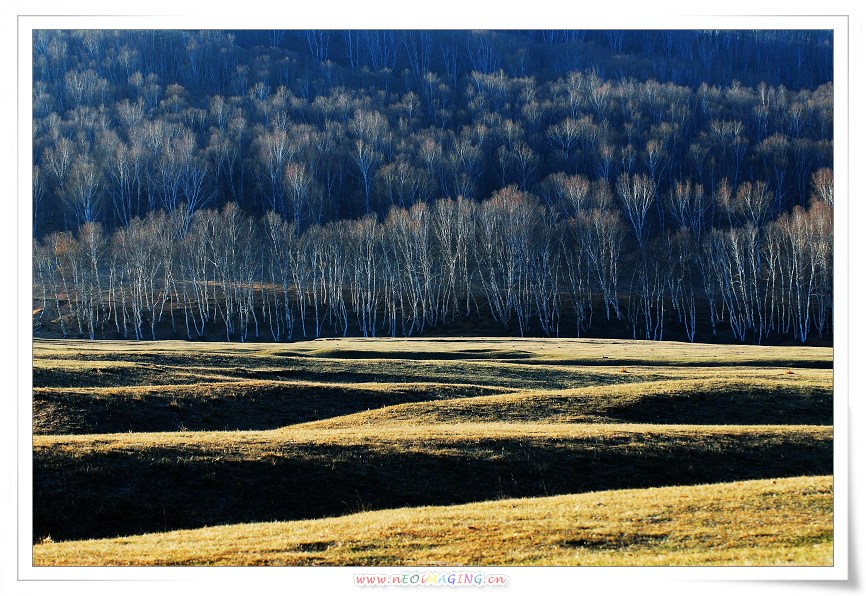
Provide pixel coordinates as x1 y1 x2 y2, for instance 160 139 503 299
33 337 832 434
33 475 832 566
35 421 832 451
33 423 831 543
31 336 834 565
33 336 833 365
34 342 674 393
33 380 500 434
299 376 831 428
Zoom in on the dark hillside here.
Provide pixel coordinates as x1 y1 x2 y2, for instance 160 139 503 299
32 30 833 345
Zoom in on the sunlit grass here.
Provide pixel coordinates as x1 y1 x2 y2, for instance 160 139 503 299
33 475 832 566
33 338 832 433
31 336 834 565
33 423 831 543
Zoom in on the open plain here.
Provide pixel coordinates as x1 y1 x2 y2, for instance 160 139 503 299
32 337 833 566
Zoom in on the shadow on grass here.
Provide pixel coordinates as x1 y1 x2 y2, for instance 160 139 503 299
307 348 534 360
33 433 832 542
33 383 498 434
594 386 833 425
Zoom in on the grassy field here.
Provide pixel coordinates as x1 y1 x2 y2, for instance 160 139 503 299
33 475 832 566
31 337 833 566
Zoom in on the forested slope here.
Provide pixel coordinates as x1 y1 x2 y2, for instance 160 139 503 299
32 30 834 343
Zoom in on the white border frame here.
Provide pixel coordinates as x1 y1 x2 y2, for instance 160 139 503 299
3 3 859 595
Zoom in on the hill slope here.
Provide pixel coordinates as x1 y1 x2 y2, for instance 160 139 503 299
33 475 833 566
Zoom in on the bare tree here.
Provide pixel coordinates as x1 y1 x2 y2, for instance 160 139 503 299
33 165 46 237
255 125 291 216
349 110 389 214
283 161 316 229
351 139 382 215
577 207 625 320
735 180 773 228
348 215 382 336
545 172 591 216
810 168 833 206
665 180 709 240
615 173 655 246
547 117 581 165
63 155 104 225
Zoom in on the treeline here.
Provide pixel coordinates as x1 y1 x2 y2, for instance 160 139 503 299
33 30 833 238
33 175 832 344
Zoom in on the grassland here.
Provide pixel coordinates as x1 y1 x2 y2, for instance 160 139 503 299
33 475 832 566
31 337 833 566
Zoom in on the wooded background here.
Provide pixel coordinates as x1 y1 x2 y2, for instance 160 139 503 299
31 30 834 344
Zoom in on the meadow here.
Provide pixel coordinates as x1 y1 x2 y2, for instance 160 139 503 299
31 337 833 566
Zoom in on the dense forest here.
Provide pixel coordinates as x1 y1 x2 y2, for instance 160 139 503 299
31 29 834 344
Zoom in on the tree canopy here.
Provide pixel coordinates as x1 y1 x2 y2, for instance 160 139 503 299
32 30 833 344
